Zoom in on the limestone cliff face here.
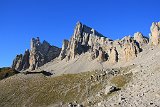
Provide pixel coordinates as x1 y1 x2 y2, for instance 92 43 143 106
121 36 140 61
59 22 143 63
12 54 23 71
150 22 160 45
59 22 110 61
12 49 30 71
12 37 61 71
134 32 148 48
59 39 69 60
108 47 118 63
29 37 61 70
12 21 153 71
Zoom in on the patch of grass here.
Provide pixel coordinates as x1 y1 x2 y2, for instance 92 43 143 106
0 66 134 107
110 73 133 87
90 82 103 94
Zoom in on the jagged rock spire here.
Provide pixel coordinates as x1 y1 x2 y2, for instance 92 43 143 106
12 37 61 71
59 21 146 62
134 32 148 48
59 21 109 60
12 21 154 71
150 22 160 45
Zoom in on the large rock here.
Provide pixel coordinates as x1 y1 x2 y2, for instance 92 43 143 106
59 21 142 62
60 21 109 60
150 22 160 46
97 48 106 62
22 49 30 70
29 37 61 70
108 47 118 63
12 54 23 71
122 36 140 61
12 49 30 71
134 32 148 48
12 21 146 71
59 39 69 60
12 37 61 71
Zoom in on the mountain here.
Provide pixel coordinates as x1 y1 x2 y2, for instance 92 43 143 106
1 21 160 107
12 37 61 71
12 21 149 73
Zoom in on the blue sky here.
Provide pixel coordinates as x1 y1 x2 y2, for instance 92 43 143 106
0 0 160 67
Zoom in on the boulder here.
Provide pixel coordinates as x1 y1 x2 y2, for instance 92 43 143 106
104 86 120 95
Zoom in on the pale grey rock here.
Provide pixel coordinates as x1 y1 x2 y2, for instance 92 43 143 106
29 37 61 70
122 36 140 61
104 86 120 95
60 21 109 60
59 22 142 63
12 54 23 71
22 49 30 70
134 32 148 48
150 22 160 45
59 39 69 60
97 48 106 61
108 47 118 63
12 37 61 71
12 49 30 71
12 21 145 71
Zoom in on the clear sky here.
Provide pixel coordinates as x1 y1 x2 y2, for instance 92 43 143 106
0 0 160 67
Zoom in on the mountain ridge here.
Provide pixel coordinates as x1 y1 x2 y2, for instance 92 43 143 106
12 21 154 72
1 21 160 107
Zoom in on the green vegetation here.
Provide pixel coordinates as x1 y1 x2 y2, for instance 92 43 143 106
0 67 19 80
110 73 133 87
0 66 134 107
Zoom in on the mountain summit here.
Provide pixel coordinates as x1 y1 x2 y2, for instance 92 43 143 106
11 21 153 71
12 37 61 71
2 21 160 107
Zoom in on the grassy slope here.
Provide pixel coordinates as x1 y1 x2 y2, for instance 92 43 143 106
0 66 134 107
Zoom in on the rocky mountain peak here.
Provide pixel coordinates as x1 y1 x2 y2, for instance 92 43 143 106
134 32 148 48
150 22 160 45
59 22 109 61
59 22 147 62
12 37 61 71
73 21 104 39
12 21 155 71
31 37 41 50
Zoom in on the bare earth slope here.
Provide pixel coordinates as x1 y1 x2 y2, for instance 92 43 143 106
98 45 160 107
2 21 160 107
1 45 160 107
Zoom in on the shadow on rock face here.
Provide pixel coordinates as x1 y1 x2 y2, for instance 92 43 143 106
24 70 53 76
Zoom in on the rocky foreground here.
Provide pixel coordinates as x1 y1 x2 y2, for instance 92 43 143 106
1 21 160 107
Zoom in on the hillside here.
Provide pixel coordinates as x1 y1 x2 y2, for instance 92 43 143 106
1 45 160 106
1 21 160 107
